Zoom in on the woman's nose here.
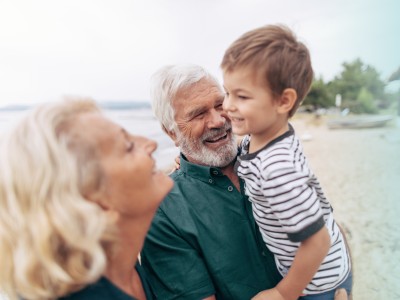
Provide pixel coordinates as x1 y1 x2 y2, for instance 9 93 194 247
136 136 157 154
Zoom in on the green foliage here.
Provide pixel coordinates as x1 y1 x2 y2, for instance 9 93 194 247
343 87 378 114
388 67 400 82
304 77 334 108
306 58 396 114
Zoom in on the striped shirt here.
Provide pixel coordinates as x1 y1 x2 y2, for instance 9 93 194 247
236 124 351 295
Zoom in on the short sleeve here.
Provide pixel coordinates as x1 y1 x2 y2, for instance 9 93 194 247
141 209 215 300
261 161 324 242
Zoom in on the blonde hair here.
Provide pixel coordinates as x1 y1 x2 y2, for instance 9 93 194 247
0 99 114 300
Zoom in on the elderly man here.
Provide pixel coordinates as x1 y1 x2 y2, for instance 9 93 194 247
141 64 282 300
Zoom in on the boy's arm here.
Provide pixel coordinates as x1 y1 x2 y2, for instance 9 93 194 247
276 225 331 299
252 226 331 300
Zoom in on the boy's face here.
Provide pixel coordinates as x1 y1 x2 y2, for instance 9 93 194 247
223 67 287 142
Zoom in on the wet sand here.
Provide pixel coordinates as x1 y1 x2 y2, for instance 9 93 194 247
291 114 400 299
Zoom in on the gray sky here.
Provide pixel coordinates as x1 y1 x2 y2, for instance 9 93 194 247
0 0 399 106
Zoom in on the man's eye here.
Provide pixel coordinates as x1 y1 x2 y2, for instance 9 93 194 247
194 113 205 119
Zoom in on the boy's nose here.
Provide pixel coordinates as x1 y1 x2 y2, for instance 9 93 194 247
222 94 233 112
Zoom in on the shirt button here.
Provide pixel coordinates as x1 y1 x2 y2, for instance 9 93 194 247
209 179 213 183
228 186 233 192
212 170 219 175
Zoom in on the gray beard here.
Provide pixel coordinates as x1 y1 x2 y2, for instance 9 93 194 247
176 125 237 168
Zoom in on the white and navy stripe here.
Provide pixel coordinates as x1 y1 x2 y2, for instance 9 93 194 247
236 124 351 294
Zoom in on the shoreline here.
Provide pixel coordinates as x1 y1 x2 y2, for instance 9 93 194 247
291 114 400 299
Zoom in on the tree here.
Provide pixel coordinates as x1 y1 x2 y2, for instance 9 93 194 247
388 66 400 82
388 66 400 116
304 77 334 108
328 58 386 113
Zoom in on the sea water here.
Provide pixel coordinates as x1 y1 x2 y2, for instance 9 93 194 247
0 108 179 171
104 108 179 170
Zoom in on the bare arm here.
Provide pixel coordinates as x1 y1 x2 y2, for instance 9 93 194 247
276 226 330 299
252 226 331 300
203 296 216 300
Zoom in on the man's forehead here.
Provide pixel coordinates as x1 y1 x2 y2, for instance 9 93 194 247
182 88 222 110
182 80 222 100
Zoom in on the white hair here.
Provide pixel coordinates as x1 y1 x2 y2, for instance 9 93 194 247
150 64 222 133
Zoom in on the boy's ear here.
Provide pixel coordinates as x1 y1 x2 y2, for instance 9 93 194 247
277 88 297 114
162 125 179 147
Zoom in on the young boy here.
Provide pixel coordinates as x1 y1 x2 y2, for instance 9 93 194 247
221 25 352 300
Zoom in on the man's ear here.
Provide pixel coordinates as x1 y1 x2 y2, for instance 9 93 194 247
162 125 179 147
277 88 297 114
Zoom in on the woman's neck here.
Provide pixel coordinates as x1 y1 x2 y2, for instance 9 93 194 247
105 215 152 299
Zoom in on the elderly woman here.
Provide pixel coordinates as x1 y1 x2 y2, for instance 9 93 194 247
0 98 173 300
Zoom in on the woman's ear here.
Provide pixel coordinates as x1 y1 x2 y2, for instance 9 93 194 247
85 191 120 223
277 88 297 115
85 188 110 209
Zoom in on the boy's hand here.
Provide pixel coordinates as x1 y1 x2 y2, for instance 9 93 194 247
251 288 286 300
174 155 181 170
167 156 181 175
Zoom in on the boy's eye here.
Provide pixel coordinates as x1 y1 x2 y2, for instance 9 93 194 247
238 95 249 100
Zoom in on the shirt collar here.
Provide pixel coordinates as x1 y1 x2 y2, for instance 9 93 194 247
179 153 230 180
239 123 295 161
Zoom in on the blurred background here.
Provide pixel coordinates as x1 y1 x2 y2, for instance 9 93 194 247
0 0 399 107
1 0 399 299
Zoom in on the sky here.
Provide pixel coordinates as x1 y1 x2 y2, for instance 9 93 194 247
0 0 399 106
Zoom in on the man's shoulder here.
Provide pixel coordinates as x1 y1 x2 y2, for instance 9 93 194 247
156 171 194 218
155 169 221 225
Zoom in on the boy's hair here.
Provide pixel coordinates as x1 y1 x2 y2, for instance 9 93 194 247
221 24 313 117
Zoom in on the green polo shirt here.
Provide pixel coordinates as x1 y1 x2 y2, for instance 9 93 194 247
141 154 282 300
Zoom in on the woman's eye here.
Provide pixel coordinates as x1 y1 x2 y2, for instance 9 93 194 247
126 141 134 152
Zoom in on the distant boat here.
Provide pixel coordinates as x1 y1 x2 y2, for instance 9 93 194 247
327 115 393 129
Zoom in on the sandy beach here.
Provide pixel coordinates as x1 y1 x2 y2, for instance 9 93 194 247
290 114 400 299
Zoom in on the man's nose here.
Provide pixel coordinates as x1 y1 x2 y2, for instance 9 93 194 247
207 109 226 128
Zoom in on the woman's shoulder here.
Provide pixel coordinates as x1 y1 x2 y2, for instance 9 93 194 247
58 277 134 300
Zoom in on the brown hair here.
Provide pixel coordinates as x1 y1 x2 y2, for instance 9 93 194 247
221 24 313 117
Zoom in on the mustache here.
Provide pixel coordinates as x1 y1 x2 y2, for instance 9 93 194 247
201 122 232 141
